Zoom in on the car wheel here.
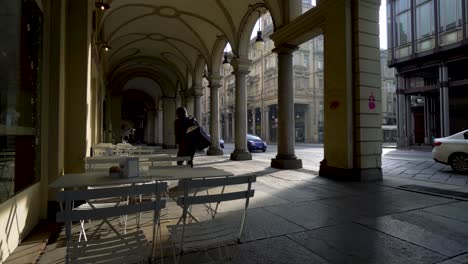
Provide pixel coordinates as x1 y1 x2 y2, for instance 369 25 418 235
449 153 468 173
262 148 266 152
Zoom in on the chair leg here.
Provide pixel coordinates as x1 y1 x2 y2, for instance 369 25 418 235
78 220 88 242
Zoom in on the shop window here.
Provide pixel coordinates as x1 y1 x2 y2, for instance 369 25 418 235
0 0 43 203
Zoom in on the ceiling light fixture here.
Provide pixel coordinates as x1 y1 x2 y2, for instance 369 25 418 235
95 0 110 10
255 10 264 51
96 41 112 51
222 45 230 71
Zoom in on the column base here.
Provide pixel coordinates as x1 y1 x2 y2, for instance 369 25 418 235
271 158 302 169
230 150 252 161
163 144 177 149
207 148 224 156
319 163 382 182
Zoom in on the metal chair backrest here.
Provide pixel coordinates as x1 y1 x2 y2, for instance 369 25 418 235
56 182 167 263
56 182 167 222
177 175 256 206
176 175 256 251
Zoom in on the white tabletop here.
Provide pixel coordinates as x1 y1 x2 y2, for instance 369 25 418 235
148 167 233 181
49 171 153 189
49 167 233 189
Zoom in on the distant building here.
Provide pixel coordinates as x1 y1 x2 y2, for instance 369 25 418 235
387 0 468 147
381 50 397 142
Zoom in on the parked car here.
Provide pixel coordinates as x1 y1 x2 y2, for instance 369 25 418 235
432 129 468 173
247 134 267 152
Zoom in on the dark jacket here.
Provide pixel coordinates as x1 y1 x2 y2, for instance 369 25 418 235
174 116 199 157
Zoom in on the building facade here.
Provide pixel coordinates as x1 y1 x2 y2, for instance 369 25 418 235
202 6 325 143
387 0 468 147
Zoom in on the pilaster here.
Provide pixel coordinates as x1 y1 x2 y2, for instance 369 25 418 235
64 0 91 173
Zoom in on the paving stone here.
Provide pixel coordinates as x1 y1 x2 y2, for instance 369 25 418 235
435 253 468 264
214 208 305 242
288 223 445 264
357 210 468 256
413 174 433 180
264 200 361 230
318 196 402 217
420 168 438 175
208 236 330 264
446 175 468 186
422 202 468 223
399 173 415 179
404 169 422 175
429 174 450 183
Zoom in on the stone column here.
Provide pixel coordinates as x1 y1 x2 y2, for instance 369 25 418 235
185 93 195 116
146 109 155 144
263 108 270 142
396 75 408 147
156 101 164 145
230 58 252 161
439 64 450 137
110 94 122 144
252 110 256 135
207 75 223 155
193 87 203 121
162 97 176 148
305 104 314 143
271 44 302 169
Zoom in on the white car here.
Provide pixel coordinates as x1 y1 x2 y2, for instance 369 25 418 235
432 129 468 173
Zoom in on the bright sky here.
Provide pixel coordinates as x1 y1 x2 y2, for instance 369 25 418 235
380 0 387 49
247 0 388 50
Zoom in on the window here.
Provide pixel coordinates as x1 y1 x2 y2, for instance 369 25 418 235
416 0 434 39
395 0 412 46
317 61 323 70
0 0 43 203
387 1 393 50
439 0 462 32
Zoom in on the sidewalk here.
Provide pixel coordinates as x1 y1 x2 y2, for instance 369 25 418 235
37 154 468 264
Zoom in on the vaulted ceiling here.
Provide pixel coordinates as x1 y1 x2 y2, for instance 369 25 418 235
99 0 286 96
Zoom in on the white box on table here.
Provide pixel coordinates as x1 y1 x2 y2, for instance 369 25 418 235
120 157 139 178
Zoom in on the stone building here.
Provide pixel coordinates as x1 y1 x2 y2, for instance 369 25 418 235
202 4 325 143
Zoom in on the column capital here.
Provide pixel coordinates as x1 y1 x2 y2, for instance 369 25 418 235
193 88 204 97
272 44 298 55
231 57 251 75
208 74 223 89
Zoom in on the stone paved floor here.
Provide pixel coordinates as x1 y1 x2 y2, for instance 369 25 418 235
382 149 468 187
39 153 468 264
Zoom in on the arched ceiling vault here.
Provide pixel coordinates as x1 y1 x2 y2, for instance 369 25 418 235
100 0 285 95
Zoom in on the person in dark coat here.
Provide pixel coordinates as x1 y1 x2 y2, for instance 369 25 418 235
174 107 198 167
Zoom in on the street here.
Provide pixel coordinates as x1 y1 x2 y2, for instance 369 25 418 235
214 143 468 186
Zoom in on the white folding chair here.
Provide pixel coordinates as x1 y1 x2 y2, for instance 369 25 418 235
56 182 167 264
168 175 256 263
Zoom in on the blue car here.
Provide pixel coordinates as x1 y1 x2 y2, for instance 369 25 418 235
247 134 267 152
